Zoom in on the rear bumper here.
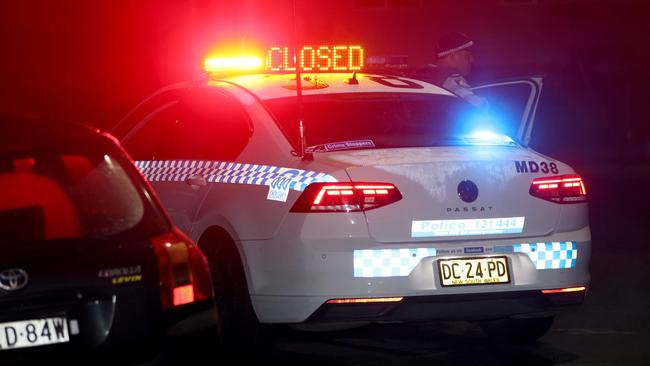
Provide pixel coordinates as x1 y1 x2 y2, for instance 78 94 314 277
243 226 591 323
165 301 220 337
0 290 216 361
307 288 586 323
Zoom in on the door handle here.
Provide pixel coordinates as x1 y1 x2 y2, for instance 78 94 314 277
186 174 207 188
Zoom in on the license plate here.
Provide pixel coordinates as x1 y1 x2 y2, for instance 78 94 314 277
0 317 69 351
438 256 510 287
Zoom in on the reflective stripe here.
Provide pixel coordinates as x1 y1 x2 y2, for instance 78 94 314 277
353 248 437 278
513 241 577 270
437 40 474 57
134 160 337 192
353 241 577 278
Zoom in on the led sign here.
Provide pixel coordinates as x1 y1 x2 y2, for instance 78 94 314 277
266 45 364 72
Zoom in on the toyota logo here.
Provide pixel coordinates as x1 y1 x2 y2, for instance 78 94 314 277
0 268 29 292
457 180 479 203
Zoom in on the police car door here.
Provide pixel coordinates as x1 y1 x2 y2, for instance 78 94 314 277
472 77 543 145
121 88 252 235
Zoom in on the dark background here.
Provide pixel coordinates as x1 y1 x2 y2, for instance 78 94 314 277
1 0 649 241
1 1 648 245
2 0 649 171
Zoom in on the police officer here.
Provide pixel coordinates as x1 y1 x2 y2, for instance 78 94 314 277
417 32 488 109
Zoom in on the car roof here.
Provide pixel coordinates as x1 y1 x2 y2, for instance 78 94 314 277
0 116 116 155
212 72 455 100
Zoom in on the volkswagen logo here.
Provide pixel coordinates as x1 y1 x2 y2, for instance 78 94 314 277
0 268 29 292
457 180 479 203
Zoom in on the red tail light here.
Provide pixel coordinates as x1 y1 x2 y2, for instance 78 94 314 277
530 174 587 204
151 229 212 310
291 182 402 212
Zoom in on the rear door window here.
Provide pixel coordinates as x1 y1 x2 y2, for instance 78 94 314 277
156 89 252 161
122 101 180 160
123 88 252 162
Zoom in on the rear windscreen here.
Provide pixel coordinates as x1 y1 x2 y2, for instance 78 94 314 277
0 149 165 242
264 93 514 150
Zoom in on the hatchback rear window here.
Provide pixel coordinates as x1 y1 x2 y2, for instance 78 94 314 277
0 150 157 242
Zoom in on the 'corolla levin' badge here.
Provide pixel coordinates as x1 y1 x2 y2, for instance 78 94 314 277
457 180 479 203
0 268 29 291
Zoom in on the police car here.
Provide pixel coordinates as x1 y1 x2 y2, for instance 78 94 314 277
113 44 590 343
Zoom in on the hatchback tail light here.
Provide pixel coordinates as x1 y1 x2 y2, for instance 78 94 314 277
529 175 587 204
291 182 402 212
151 229 212 310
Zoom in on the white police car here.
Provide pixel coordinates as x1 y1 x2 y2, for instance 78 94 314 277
113 44 590 343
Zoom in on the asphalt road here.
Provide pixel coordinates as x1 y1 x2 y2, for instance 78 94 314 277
147 170 650 366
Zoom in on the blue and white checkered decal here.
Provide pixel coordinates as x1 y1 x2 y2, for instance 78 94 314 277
134 160 337 192
353 241 578 278
353 248 437 278
513 242 577 270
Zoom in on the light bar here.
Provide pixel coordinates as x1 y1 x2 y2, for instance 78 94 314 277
541 286 586 294
203 56 263 73
326 297 403 304
463 131 515 146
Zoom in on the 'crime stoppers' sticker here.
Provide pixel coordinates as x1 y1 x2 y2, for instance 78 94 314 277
306 140 375 153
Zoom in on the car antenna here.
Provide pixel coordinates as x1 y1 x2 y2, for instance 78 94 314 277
346 71 359 85
292 0 310 160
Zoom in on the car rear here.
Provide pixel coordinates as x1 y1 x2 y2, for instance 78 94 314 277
246 91 590 330
0 120 216 361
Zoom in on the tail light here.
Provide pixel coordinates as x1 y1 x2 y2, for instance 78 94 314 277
291 182 402 212
530 174 587 204
151 229 212 310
